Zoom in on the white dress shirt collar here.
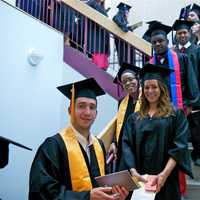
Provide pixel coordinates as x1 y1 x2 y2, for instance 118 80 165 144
71 124 93 161
178 41 191 50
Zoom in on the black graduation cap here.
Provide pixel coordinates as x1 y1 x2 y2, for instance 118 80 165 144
57 78 105 100
147 22 172 37
0 136 32 168
190 3 200 19
172 19 194 31
179 5 191 20
117 2 132 11
113 63 141 84
179 4 200 20
146 20 161 26
143 20 162 41
140 63 173 83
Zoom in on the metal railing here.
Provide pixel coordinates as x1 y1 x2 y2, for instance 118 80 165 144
16 0 150 72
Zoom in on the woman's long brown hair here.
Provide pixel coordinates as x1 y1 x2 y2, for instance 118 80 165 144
139 80 175 119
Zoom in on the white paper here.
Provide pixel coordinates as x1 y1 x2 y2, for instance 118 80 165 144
131 184 156 200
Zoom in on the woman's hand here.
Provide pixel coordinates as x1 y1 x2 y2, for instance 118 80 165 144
156 173 167 193
145 173 167 193
107 143 117 164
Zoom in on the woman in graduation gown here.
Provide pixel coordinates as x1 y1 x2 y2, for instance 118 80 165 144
29 78 128 200
119 64 193 200
108 63 141 172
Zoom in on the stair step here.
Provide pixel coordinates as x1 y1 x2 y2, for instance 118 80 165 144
191 162 200 180
186 178 200 200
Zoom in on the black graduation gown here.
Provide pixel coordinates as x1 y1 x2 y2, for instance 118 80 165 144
29 134 107 200
113 11 135 66
153 51 200 109
86 0 110 55
175 44 200 159
119 109 193 200
115 96 136 171
174 44 200 100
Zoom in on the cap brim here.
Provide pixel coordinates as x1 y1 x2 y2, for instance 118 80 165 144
57 78 105 99
147 23 172 37
0 136 32 151
113 63 140 83
172 20 194 31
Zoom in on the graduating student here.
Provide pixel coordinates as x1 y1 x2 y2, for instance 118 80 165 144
187 4 200 44
172 19 200 93
148 22 200 111
187 3 200 22
147 22 200 198
179 3 200 21
172 20 196 54
28 78 128 200
119 64 193 200
108 63 141 172
173 17 200 165
179 3 200 44
0 136 31 168
192 20 200 45
113 2 135 66
172 19 200 167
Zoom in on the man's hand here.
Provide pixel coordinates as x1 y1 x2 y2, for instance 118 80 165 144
130 168 146 183
112 185 129 200
90 187 119 200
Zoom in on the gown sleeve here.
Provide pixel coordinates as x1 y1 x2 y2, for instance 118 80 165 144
118 114 137 171
180 54 200 108
168 109 193 178
29 136 90 200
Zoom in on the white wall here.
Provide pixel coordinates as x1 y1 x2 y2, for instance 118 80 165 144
0 1 117 199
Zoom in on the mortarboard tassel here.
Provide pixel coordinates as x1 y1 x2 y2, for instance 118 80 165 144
70 84 75 124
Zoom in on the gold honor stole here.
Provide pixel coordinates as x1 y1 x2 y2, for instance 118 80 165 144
60 127 105 191
116 94 140 144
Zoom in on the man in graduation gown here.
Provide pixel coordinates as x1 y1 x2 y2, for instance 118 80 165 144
142 20 161 64
28 78 128 200
108 63 141 172
148 22 200 111
147 22 200 199
113 2 135 66
172 19 200 166
172 19 200 108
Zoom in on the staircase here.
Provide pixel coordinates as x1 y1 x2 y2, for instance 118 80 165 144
15 0 151 100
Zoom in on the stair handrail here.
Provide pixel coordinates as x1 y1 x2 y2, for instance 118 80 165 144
61 0 152 57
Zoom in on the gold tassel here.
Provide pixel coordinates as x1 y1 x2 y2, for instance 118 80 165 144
70 84 75 124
